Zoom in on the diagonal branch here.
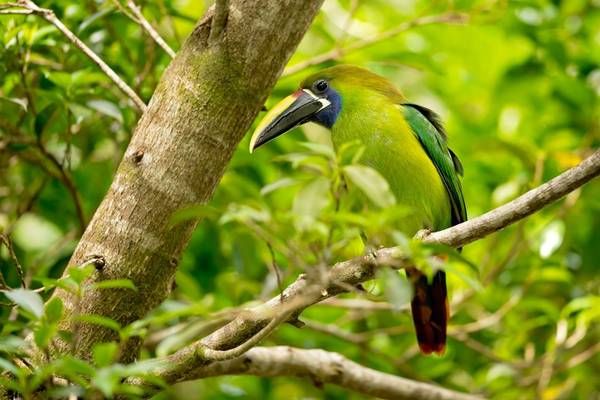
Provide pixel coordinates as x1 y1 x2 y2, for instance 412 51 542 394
125 0 176 58
0 0 147 111
283 11 469 77
158 346 483 400
422 148 600 247
157 148 600 382
209 0 229 45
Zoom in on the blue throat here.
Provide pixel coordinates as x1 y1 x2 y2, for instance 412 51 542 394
312 88 342 128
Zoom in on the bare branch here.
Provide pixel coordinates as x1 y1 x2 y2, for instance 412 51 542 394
283 12 469 77
158 148 600 383
209 0 229 45
321 297 396 311
0 8 31 14
158 346 483 400
35 142 86 234
126 0 176 58
565 342 600 369
0 0 147 111
422 149 600 247
0 234 25 288
197 295 311 362
302 318 365 344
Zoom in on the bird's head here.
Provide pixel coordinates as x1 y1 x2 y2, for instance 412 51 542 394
249 65 405 152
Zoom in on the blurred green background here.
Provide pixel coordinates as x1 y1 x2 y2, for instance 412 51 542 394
1 0 599 399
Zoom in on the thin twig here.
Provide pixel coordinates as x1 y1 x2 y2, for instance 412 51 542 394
266 242 283 300
565 342 600 369
0 234 26 288
422 149 600 247
282 12 469 77
36 142 86 234
197 305 295 362
320 297 396 311
302 318 365 344
450 294 520 334
151 346 484 400
0 1 147 111
158 148 600 381
0 8 31 14
126 0 176 58
209 0 229 45
172 286 321 367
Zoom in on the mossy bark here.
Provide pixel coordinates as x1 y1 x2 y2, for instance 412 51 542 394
51 0 324 363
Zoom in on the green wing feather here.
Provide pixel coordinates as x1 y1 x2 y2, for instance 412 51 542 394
402 104 467 226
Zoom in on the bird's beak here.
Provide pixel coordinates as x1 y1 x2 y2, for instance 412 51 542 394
249 89 331 153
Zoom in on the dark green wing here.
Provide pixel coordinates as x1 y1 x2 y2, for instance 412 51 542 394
402 104 467 226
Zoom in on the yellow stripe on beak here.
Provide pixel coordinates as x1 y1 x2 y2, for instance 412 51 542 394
249 92 301 153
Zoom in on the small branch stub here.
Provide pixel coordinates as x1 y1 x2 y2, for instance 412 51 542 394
80 255 106 271
131 150 144 164
209 0 230 45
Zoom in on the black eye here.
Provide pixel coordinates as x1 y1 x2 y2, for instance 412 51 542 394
314 79 328 93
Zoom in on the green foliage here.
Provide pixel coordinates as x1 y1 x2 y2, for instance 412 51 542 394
1 0 599 399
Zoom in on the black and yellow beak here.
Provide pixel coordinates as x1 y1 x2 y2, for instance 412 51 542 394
249 89 331 153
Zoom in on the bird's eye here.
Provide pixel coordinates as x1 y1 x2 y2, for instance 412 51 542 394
314 80 328 93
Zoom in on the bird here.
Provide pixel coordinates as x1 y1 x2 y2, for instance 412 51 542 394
248 65 467 355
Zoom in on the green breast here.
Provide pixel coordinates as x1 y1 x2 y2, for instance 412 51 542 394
331 95 452 235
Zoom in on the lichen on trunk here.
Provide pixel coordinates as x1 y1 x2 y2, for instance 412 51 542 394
50 0 325 363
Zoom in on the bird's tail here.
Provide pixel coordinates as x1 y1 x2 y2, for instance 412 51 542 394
406 267 448 355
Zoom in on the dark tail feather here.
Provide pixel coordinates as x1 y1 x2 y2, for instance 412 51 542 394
406 268 448 355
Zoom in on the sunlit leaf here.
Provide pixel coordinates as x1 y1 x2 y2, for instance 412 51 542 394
90 279 137 292
343 165 396 208
2 289 44 318
87 99 123 123
93 342 118 368
75 315 121 332
538 220 565 259
44 297 63 323
379 268 412 311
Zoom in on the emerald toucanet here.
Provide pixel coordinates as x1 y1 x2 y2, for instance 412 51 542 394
249 65 467 355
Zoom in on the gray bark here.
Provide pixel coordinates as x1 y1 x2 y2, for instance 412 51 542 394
170 346 484 400
52 0 324 362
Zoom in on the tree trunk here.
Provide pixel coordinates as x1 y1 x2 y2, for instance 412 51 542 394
52 0 324 362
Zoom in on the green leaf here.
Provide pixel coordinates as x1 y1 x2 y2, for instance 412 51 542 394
55 356 96 378
12 213 62 252
78 6 115 33
561 296 600 317
170 204 218 226
0 96 28 111
379 268 412 311
0 335 27 354
538 220 565 259
45 71 72 89
93 342 118 367
298 141 336 159
343 165 396 208
34 103 57 138
444 262 484 292
34 324 56 349
0 357 20 376
292 176 330 230
260 178 300 196
44 297 63 323
2 289 44 318
87 99 123 123
219 204 270 225
92 368 121 398
90 279 137 292
75 315 121 331
67 265 95 285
